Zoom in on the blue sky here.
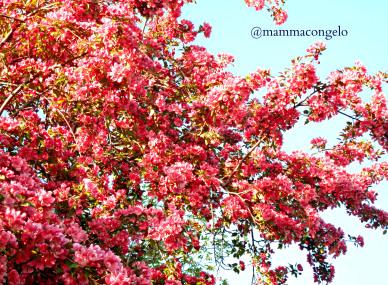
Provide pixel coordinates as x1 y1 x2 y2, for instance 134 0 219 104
182 0 388 284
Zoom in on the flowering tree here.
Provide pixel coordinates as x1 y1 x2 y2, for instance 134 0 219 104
0 0 387 284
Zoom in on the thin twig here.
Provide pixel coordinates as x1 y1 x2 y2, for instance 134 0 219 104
294 84 330 108
294 89 318 108
338 110 359 121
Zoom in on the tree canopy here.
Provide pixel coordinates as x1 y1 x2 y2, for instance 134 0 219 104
0 0 387 284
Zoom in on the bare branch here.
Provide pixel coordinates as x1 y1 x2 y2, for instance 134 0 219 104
338 110 359 121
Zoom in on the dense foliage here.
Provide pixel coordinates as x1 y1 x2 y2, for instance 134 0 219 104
0 0 387 284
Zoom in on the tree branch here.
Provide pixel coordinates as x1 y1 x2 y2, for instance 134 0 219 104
0 14 25 22
0 82 25 116
0 28 15 48
337 110 359 121
294 84 330 108
222 137 264 188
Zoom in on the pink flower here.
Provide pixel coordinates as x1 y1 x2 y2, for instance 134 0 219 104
356 235 364 247
306 41 327 60
239 261 245 271
201 22 212 38
244 0 265 11
311 137 327 149
8 269 20 285
274 9 288 25
0 256 6 284
65 222 88 243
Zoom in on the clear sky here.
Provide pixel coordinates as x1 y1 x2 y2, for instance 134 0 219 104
182 1 388 284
